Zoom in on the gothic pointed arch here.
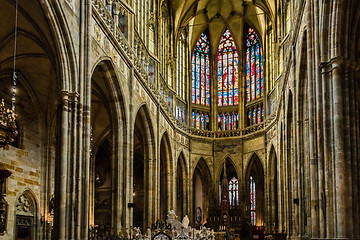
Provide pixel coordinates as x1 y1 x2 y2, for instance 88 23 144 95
176 151 188 219
217 28 240 131
159 131 173 220
133 104 156 229
193 157 212 226
246 153 264 227
191 30 211 130
244 24 264 126
285 90 294 234
268 145 279 231
90 59 128 231
218 156 240 208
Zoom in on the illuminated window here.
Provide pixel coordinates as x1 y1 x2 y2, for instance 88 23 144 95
245 27 263 102
229 177 239 207
192 111 210 130
218 112 239 131
192 32 210 106
217 29 239 106
250 175 256 225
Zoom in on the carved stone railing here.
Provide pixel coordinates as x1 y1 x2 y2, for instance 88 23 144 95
88 211 215 240
93 0 115 33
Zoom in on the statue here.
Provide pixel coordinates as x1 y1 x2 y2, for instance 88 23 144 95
182 215 190 229
167 210 177 220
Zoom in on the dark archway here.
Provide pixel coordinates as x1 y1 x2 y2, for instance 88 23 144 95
176 152 187 220
219 158 239 208
268 146 279 232
133 104 155 229
286 91 293 235
159 132 172 220
246 154 264 228
90 60 127 233
193 157 211 226
133 125 144 228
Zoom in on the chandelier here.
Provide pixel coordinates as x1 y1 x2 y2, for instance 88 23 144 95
0 0 18 149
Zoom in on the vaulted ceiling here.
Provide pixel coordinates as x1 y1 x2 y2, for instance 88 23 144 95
168 0 276 52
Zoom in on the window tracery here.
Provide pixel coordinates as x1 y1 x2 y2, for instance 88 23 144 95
228 177 239 207
217 29 239 106
217 112 239 131
192 32 210 106
245 27 263 103
192 111 210 130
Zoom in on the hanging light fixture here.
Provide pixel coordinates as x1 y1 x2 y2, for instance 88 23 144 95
0 0 18 148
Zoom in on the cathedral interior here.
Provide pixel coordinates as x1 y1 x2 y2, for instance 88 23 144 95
0 0 359 239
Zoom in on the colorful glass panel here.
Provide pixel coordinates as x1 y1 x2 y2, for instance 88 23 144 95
217 29 239 106
245 27 263 103
250 175 256 226
229 177 239 207
218 112 239 131
192 33 210 106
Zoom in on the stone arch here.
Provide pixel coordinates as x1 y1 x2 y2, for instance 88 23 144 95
245 153 265 227
216 155 240 185
132 104 156 229
15 189 38 240
90 59 127 232
159 131 173 220
267 145 279 232
217 156 240 207
297 31 310 237
192 157 212 226
285 90 293 235
176 151 188 219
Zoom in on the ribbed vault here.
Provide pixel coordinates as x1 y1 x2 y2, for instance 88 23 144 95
169 0 275 50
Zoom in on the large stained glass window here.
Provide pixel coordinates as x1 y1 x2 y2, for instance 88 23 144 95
218 112 239 131
245 27 263 103
192 32 210 106
217 29 239 106
229 177 239 207
250 175 256 226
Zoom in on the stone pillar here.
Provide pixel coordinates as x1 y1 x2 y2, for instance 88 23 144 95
54 91 70 240
305 0 319 238
331 58 347 238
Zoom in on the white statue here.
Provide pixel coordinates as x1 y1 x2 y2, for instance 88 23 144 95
182 215 190 229
167 210 177 220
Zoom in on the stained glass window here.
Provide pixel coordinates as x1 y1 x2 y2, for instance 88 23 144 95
229 177 239 207
250 175 256 226
218 112 239 131
192 111 210 130
247 105 263 126
192 32 210 106
245 27 263 103
217 29 239 106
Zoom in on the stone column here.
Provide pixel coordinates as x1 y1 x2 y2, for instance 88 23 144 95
331 58 347 238
305 0 319 238
54 92 70 240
